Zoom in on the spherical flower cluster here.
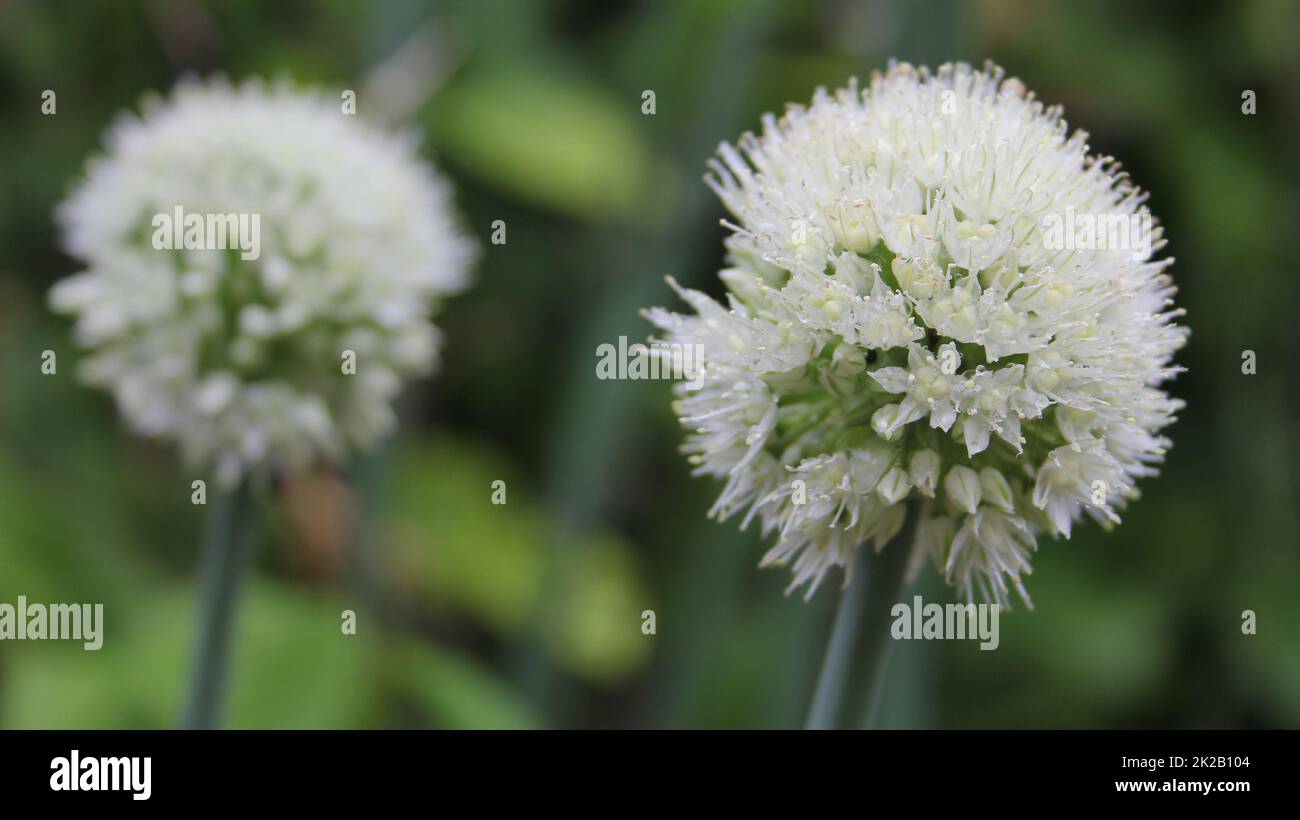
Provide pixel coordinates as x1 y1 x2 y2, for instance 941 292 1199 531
51 78 475 485
646 62 1187 606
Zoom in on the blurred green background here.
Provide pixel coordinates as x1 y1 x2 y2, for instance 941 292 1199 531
0 0 1297 729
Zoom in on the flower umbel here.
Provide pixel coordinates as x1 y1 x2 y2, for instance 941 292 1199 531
646 62 1187 606
51 78 475 485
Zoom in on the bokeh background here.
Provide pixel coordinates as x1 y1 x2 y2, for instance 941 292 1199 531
1 0 1297 729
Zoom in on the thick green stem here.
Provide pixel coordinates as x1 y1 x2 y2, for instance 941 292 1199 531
182 481 256 729
804 502 919 730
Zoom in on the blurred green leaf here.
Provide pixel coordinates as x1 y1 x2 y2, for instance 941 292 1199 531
2 583 376 729
390 638 541 729
387 437 544 632
386 437 651 684
429 64 663 222
542 534 652 685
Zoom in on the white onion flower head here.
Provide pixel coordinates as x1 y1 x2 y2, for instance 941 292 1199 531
51 77 475 486
646 62 1187 606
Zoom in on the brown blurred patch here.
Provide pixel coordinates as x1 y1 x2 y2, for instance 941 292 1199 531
280 466 355 581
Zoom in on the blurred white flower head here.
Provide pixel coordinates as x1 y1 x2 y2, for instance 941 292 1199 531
51 77 476 486
646 61 1187 606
